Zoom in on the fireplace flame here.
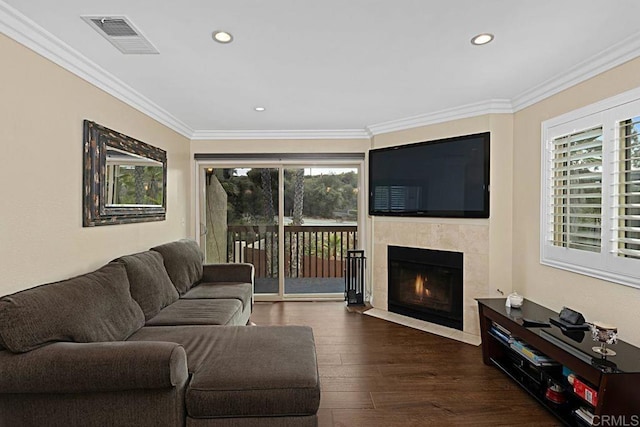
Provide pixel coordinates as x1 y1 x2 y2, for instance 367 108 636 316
414 274 431 298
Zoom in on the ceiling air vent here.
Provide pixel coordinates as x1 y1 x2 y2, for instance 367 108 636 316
81 16 159 54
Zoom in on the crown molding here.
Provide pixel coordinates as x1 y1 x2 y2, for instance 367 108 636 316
512 31 640 112
190 129 371 140
0 1 194 138
365 99 513 136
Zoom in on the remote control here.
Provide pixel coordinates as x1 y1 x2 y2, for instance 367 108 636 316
522 318 551 328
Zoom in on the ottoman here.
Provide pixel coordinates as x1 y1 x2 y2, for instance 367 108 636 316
185 325 320 427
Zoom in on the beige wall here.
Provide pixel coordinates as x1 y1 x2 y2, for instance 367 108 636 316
370 114 514 335
0 34 191 295
514 57 640 347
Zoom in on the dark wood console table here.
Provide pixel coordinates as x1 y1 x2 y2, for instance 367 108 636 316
477 298 640 426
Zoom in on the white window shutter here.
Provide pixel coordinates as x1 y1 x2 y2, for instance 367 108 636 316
611 117 640 260
550 127 603 252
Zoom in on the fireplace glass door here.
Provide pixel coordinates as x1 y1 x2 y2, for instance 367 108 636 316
387 246 463 330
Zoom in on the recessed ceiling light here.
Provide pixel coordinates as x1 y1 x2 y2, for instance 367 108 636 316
254 106 266 112
212 31 233 44
471 33 494 46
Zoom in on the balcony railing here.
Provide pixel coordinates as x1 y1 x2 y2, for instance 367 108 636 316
227 225 358 279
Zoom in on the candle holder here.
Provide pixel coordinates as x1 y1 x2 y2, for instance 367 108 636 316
590 322 617 357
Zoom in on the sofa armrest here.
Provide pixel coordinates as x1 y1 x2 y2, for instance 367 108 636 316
0 341 188 394
202 263 254 284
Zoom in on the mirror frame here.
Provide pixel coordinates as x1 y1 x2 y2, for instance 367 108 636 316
83 120 167 226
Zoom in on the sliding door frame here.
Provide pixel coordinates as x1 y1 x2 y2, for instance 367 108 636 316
194 157 365 302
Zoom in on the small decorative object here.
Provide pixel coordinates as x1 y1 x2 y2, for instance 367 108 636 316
505 291 523 308
559 307 585 325
545 380 566 404
590 322 618 357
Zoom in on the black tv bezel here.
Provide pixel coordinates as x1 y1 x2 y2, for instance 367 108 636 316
368 132 490 219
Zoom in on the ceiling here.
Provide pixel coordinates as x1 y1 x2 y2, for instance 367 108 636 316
3 0 640 137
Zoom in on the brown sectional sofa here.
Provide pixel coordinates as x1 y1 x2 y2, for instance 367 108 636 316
0 239 321 426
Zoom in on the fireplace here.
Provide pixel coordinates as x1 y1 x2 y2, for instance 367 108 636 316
387 246 463 330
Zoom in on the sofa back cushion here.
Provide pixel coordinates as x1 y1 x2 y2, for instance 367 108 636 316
0 262 145 353
151 239 203 295
116 251 179 320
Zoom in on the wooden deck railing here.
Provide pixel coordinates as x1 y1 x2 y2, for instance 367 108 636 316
227 225 358 279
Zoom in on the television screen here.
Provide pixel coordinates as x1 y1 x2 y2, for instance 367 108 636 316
368 132 490 218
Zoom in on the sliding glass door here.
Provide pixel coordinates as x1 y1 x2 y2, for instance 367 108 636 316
197 161 362 300
199 167 279 296
283 167 359 296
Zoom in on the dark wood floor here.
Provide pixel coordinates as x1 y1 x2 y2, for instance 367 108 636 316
251 301 560 427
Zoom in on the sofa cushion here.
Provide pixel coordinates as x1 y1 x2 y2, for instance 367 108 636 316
151 239 203 295
185 326 320 418
182 282 252 309
128 325 224 374
202 263 254 284
116 251 179 320
0 262 144 353
144 299 243 326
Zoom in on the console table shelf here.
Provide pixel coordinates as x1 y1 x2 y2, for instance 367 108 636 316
477 298 640 426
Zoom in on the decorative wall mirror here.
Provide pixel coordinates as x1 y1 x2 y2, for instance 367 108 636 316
83 120 167 226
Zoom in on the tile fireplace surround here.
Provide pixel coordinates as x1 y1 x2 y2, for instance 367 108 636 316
369 220 490 345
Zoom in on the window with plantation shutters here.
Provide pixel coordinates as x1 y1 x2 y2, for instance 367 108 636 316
541 88 640 289
613 117 640 260
550 127 603 252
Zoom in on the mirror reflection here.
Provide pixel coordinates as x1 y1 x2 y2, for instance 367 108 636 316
105 146 164 207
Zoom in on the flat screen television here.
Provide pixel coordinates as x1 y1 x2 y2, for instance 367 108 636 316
368 132 490 218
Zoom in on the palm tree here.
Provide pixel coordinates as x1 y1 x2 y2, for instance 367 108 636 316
261 169 276 224
292 169 305 225
260 169 277 277
290 169 305 277
134 166 145 204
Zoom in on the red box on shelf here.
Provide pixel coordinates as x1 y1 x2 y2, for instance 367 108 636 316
574 377 598 406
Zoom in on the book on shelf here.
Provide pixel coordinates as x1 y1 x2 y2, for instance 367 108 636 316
574 407 594 426
492 322 511 337
489 326 510 343
510 338 558 366
573 377 598 406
